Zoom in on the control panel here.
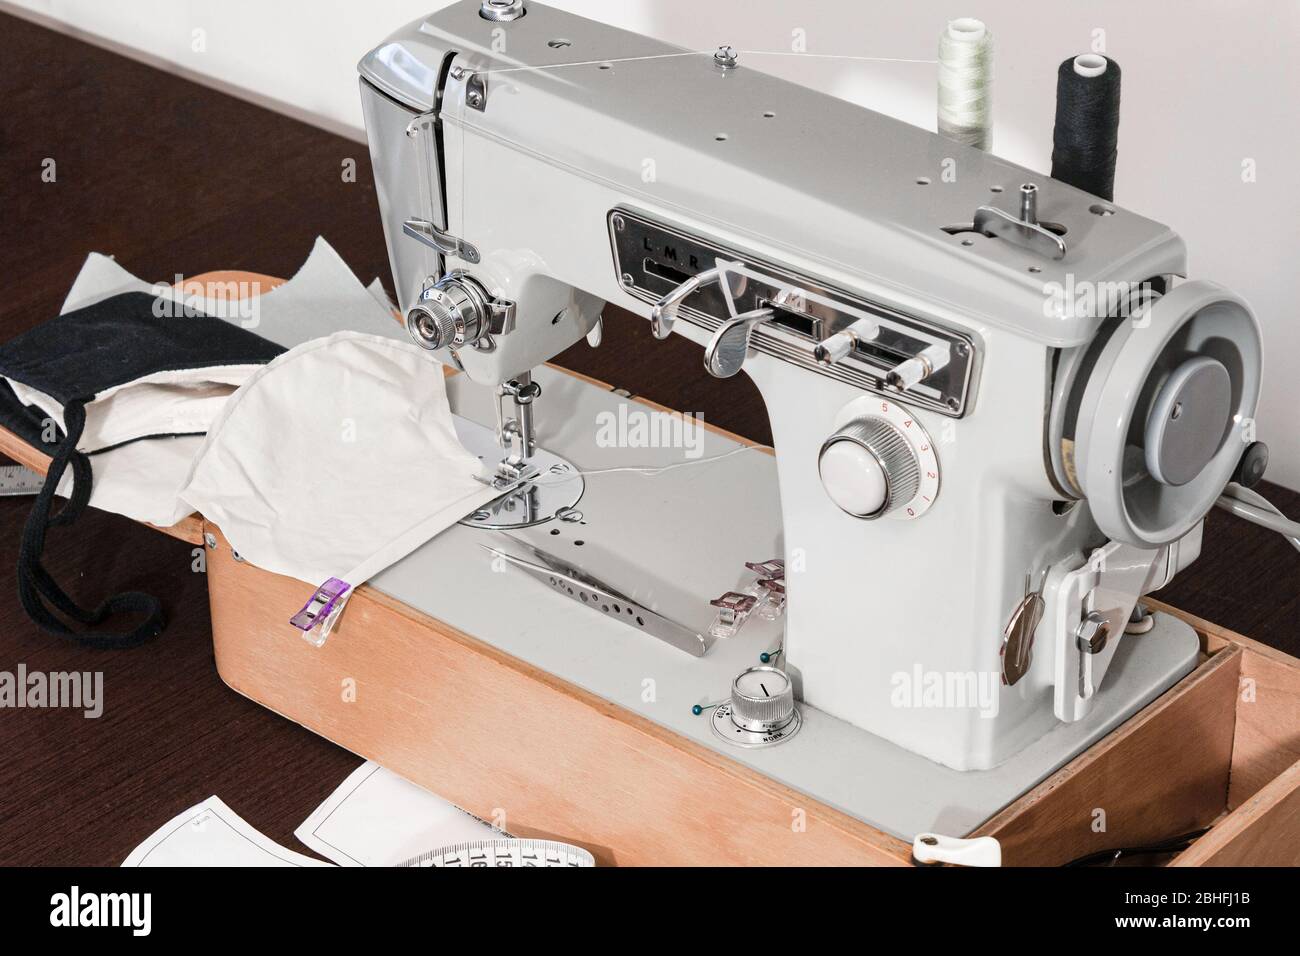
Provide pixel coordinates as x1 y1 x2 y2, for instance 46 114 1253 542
608 208 978 417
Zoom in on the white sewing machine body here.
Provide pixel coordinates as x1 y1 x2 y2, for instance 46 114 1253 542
358 1 1260 773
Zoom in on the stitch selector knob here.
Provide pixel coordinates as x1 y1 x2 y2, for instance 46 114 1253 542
711 665 801 747
818 416 921 518
729 666 797 732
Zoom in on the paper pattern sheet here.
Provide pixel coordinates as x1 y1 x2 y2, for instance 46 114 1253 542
295 762 498 867
122 797 331 867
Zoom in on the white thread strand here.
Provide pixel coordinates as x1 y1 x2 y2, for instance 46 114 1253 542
533 443 765 485
937 18 993 151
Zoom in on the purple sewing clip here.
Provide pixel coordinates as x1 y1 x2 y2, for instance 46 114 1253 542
290 577 352 632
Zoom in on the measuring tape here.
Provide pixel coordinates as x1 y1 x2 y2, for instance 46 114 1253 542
398 838 595 868
0 465 44 496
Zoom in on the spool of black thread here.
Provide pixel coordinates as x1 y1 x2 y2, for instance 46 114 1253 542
1051 54 1121 201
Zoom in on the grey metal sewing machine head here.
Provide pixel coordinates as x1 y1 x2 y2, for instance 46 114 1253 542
359 0 1263 771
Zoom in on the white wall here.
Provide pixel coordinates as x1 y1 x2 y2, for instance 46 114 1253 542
8 0 1298 489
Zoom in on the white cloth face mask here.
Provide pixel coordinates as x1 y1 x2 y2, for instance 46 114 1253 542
180 331 499 644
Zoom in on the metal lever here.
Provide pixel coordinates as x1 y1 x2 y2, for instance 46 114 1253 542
814 318 879 366
971 182 1067 260
885 342 951 392
704 307 776 378
650 266 722 339
403 218 481 264
912 833 1002 867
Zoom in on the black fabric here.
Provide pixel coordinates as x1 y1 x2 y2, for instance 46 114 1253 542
0 292 284 647
0 378 54 459
0 291 283 405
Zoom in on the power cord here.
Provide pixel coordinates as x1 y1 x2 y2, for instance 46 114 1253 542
1063 827 1210 867
1216 483 1300 554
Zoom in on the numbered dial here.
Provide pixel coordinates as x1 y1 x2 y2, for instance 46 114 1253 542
405 272 492 351
711 665 801 748
818 399 940 519
730 665 796 731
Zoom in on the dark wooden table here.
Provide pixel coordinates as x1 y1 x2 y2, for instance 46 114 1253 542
1 13 1296 865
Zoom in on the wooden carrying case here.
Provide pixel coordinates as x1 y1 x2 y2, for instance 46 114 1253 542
202 528 1300 867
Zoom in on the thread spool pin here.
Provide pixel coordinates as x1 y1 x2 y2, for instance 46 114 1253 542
1019 183 1039 225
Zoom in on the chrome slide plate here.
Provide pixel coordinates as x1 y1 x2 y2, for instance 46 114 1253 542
483 541 711 658
608 208 977 417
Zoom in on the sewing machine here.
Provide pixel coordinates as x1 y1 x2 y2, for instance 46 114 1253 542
358 0 1260 767
193 0 1276 859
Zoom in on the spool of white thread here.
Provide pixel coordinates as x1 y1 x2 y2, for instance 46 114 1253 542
937 18 994 151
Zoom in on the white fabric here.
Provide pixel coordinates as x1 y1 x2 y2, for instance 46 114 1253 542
9 367 254 453
4 238 405 528
179 331 497 589
60 237 407 350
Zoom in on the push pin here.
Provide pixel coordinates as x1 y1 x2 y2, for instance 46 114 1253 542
691 699 726 716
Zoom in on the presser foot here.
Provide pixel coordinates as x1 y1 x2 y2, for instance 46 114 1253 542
453 416 585 530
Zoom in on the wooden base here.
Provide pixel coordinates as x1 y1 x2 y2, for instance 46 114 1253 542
204 524 1300 866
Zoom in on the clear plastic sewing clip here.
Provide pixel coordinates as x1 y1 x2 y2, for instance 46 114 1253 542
289 577 353 647
709 591 757 639
755 578 786 621
742 558 786 621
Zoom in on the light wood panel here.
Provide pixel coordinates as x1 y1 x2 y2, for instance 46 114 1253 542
1149 599 1300 810
1227 648 1300 809
974 645 1241 866
1171 759 1300 866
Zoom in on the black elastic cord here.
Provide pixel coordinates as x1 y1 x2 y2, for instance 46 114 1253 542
16 398 164 648
1062 827 1210 867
